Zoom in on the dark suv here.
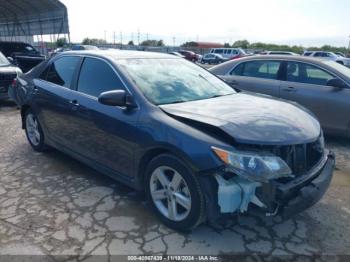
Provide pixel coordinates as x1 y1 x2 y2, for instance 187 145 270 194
0 41 45 72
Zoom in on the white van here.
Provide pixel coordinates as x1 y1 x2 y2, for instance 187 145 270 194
210 48 246 59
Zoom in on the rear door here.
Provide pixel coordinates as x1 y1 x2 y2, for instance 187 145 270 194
32 56 82 146
279 61 350 132
221 60 282 97
67 57 140 177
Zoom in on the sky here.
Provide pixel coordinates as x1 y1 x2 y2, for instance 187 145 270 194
60 0 350 47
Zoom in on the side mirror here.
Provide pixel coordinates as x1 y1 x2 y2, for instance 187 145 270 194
98 90 136 108
7 57 14 64
326 78 348 89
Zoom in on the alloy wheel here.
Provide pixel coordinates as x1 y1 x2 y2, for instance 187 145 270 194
150 166 192 221
26 113 41 146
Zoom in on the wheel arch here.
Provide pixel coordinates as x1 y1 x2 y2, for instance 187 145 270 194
135 145 200 191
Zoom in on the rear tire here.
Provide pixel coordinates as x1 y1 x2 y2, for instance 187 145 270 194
24 109 47 152
145 154 206 231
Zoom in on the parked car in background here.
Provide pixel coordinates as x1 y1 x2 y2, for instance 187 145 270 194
71 45 99 51
210 48 247 60
335 52 346 57
9 50 334 230
261 51 299 56
201 53 227 64
48 47 71 57
303 51 350 67
0 52 21 100
178 50 199 62
169 51 185 58
0 41 45 73
210 55 350 137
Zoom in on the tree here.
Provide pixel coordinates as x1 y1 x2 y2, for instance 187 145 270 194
181 41 198 48
128 40 135 46
56 37 67 47
223 43 231 48
140 39 164 46
82 38 107 45
232 40 250 49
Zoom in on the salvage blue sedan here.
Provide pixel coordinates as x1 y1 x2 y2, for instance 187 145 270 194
9 50 335 230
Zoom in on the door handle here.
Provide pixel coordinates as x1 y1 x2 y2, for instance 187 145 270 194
282 86 296 93
33 87 39 94
69 99 80 107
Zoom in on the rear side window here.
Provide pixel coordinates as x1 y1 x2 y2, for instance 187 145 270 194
214 49 223 54
235 61 281 79
230 63 244 75
286 62 334 85
45 56 80 88
77 57 125 97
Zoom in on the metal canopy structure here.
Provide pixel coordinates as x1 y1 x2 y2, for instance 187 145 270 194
0 0 69 40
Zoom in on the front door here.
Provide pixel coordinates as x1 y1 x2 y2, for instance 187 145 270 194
68 57 140 177
279 61 350 133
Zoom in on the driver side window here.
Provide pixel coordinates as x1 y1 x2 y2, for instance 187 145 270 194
77 57 125 97
286 62 334 86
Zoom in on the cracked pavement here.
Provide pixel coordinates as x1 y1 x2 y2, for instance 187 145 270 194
0 101 349 260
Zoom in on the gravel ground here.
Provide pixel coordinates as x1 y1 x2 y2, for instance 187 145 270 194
0 101 349 261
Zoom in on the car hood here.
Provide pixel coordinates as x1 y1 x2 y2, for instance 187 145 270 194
160 93 321 145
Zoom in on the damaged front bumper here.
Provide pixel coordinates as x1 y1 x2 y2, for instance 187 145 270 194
273 150 335 219
203 150 335 221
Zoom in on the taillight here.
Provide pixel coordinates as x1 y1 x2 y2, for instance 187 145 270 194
11 78 17 88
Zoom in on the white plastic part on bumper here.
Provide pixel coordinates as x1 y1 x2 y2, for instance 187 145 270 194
215 175 265 213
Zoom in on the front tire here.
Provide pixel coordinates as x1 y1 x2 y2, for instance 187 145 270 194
145 154 206 231
24 109 47 152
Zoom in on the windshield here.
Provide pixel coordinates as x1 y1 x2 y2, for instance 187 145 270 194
118 58 235 105
323 60 350 78
0 52 9 66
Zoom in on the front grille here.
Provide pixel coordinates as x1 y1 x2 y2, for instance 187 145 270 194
236 137 324 176
271 139 324 175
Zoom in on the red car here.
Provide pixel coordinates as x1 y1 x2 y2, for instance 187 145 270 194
178 50 199 62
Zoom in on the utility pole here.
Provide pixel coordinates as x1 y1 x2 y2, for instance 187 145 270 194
173 37 176 48
137 29 140 46
113 31 116 45
104 30 107 43
146 33 149 41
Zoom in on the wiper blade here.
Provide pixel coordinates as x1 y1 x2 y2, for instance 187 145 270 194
164 100 187 105
207 93 234 99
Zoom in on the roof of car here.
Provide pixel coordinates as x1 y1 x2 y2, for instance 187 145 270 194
62 49 177 59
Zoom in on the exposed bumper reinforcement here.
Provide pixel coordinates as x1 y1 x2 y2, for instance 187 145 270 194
279 151 335 219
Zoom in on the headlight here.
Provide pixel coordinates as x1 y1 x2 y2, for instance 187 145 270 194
212 146 292 182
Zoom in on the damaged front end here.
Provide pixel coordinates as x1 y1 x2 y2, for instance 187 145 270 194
201 135 335 222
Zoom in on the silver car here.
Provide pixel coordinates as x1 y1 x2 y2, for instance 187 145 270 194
210 55 350 137
303 51 350 67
